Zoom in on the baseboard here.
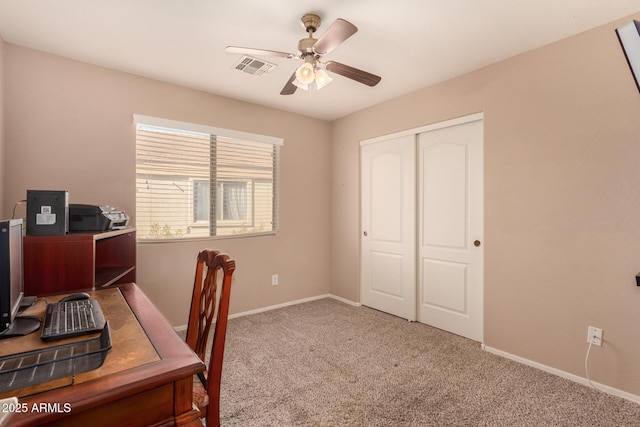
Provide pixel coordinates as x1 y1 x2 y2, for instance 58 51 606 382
174 293 360 332
328 293 361 307
228 294 333 319
481 344 640 404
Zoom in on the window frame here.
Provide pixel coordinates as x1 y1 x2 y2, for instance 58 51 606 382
134 114 283 242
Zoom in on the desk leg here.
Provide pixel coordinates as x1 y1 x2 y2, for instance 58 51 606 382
174 377 204 426
176 409 205 427
176 413 204 427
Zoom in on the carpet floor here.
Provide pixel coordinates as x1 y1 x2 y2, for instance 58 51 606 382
195 298 640 426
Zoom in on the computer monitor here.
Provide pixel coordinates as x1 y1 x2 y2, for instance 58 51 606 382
0 219 40 337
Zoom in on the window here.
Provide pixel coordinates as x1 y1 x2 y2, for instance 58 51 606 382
193 180 248 222
217 181 248 221
134 115 282 240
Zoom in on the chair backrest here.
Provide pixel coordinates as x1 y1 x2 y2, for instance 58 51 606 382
186 249 236 427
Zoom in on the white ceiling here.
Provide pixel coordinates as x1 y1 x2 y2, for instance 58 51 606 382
0 1 638 121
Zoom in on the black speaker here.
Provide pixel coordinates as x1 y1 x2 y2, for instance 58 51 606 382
616 20 640 92
26 190 69 235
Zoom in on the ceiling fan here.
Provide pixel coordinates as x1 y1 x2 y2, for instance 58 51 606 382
226 13 381 95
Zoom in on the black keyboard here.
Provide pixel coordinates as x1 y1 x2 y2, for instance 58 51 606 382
41 299 106 341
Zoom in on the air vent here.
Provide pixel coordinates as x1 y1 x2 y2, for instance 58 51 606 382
233 55 277 76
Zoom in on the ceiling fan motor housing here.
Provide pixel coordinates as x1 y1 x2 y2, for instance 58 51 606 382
298 37 318 57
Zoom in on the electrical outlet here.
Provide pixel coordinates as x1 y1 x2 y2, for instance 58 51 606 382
272 274 278 286
587 326 603 346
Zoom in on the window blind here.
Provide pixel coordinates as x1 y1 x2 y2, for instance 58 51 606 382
134 115 282 240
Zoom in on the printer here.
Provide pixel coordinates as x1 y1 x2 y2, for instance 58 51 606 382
69 204 129 231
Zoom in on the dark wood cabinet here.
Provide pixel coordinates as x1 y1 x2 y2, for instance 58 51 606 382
23 228 136 295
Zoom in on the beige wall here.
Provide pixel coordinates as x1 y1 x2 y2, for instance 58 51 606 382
331 13 640 395
2 44 332 326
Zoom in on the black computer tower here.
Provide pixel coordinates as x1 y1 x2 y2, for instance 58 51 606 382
26 190 69 236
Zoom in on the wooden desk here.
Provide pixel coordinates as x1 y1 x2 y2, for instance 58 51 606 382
0 283 205 427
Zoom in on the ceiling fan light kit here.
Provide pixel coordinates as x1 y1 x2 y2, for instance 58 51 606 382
225 13 381 95
292 79 308 90
294 59 333 91
295 61 315 85
314 68 333 89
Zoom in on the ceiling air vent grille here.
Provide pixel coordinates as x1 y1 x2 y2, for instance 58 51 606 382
234 56 277 76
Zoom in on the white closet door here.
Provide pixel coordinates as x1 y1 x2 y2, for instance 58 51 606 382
360 135 416 321
417 119 483 342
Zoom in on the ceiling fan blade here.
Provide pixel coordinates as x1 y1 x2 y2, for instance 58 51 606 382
280 72 298 95
313 18 357 55
325 61 381 87
226 46 296 59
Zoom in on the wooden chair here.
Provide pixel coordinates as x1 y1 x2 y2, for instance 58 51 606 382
186 249 236 427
